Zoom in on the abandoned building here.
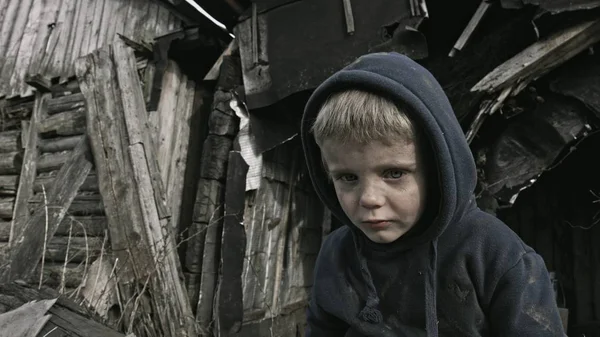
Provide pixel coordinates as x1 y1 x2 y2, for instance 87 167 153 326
0 0 599 336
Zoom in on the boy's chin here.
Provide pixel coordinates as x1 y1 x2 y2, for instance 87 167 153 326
362 229 406 244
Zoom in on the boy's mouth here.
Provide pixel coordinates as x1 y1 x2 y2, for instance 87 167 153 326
361 220 391 230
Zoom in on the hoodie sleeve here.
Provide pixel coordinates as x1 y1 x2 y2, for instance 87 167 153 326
489 251 566 336
305 298 349 337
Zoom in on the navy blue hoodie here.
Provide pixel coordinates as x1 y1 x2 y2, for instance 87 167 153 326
300 52 565 337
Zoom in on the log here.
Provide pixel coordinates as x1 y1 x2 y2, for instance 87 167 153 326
38 151 72 172
10 92 47 247
215 151 248 335
0 175 18 196
0 237 103 263
0 198 14 220
472 19 600 94
208 104 238 137
0 138 93 282
39 135 84 153
187 179 223 271
0 216 106 241
199 135 233 181
47 93 85 115
35 173 99 193
29 193 105 216
0 151 22 175
0 130 21 153
38 108 87 137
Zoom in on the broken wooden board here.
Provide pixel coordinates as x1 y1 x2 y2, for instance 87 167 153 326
471 19 600 94
0 138 93 283
76 40 196 337
0 282 125 337
9 92 48 247
215 151 248 336
0 298 56 337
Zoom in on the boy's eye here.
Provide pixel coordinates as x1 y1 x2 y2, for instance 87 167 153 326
335 174 358 182
384 169 404 179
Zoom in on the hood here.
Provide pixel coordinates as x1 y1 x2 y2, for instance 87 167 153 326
301 51 477 250
301 52 478 335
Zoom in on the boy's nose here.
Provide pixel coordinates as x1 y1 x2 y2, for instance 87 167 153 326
359 184 385 208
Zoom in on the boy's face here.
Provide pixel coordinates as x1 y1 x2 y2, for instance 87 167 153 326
321 139 427 243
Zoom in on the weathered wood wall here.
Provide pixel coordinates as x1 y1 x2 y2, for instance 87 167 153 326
240 139 325 332
0 86 106 295
499 132 600 336
0 0 183 99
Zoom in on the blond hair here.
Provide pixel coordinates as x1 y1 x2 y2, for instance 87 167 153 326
311 89 416 146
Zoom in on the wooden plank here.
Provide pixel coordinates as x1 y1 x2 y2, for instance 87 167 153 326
96 0 114 49
80 0 98 57
0 0 21 61
215 151 248 335
89 0 106 52
76 47 151 283
0 236 102 263
449 1 492 57
472 19 600 94
0 298 55 337
0 0 11 31
166 78 195 231
123 0 146 41
0 0 34 96
9 92 47 247
0 282 125 337
48 0 77 77
0 137 93 282
26 0 61 78
156 60 182 182
112 39 195 336
113 0 132 38
143 1 160 42
155 2 171 37
67 0 91 76
112 40 169 219
10 0 50 97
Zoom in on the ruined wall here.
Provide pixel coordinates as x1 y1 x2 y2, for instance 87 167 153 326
0 0 183 99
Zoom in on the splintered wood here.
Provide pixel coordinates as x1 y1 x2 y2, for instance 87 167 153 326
75 39 196 337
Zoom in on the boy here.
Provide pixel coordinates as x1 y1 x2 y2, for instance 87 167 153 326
300 52 565 336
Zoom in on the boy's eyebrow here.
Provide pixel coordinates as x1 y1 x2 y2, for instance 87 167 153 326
328 161 418 174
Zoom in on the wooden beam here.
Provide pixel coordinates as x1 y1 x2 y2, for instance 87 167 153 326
9 92 48 247
449 1 492 57
0 137 93 283
215 151 248 335
471 19 600 94
342 0 355 35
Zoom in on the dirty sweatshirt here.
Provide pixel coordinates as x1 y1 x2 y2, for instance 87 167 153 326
300 52 565 337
